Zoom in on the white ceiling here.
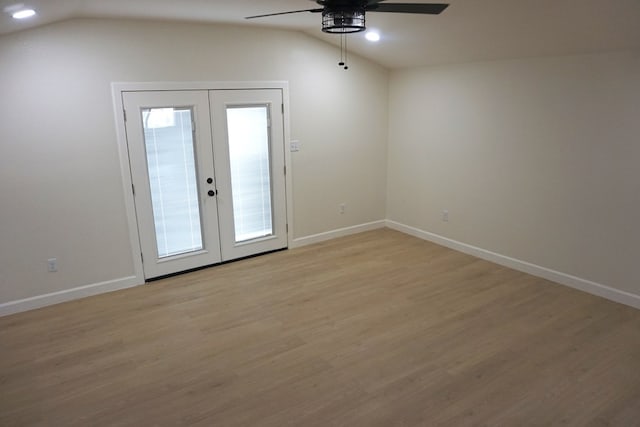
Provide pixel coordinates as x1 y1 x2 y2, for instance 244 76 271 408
1 0 639 68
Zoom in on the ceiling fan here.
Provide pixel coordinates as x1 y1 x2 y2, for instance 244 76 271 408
246 0 449 34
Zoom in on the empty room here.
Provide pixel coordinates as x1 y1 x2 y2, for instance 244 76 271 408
1 0 639 425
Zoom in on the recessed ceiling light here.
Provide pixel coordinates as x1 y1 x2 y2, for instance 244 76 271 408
12 8 36 19
365 31 381 42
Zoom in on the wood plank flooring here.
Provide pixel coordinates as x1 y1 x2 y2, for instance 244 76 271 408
1 229 639 426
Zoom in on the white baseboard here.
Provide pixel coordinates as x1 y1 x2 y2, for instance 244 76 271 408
2 221 386 317
5 221 637 316
386 220 640 311
0 276 143 317
291 220 386 248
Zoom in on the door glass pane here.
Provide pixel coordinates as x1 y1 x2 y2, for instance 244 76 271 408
142 107 203 258
227 106 273 242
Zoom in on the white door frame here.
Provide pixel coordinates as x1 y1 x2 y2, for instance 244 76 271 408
111 81 293 285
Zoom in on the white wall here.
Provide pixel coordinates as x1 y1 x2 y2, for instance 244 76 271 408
387 51 640 296
0 18 388 304
3 17 636 310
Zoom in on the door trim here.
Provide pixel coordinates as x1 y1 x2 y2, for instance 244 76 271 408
111 81 293 284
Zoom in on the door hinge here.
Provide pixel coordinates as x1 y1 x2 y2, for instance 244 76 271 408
123 109 127 122
284 165 286 175
286 223 288 233
281 104 284 114
140 252 144 263
131 183 135 195
192 120 196 132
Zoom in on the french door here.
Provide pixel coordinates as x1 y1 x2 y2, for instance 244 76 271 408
123 89 287 279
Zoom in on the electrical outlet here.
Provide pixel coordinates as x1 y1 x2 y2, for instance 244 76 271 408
442 210 449 222
48 258 58 272
339 203 346 214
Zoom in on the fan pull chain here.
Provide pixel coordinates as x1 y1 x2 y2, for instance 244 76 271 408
344 35 349 70
338 33 349 70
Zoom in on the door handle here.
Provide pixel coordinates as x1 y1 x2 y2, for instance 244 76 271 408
208 190 217 197
207 177 213 184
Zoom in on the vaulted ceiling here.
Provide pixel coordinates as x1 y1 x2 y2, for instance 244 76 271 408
1 0 639 68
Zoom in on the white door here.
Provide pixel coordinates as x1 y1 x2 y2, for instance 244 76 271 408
123 90 221 278
210 89 288 261
123 89 287 279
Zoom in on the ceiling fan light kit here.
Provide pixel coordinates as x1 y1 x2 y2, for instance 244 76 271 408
322 8 366 33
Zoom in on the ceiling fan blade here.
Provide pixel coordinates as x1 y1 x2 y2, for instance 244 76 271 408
367 3 449 14
246 8 323 19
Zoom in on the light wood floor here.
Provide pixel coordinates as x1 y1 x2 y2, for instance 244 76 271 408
1 229 639 426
